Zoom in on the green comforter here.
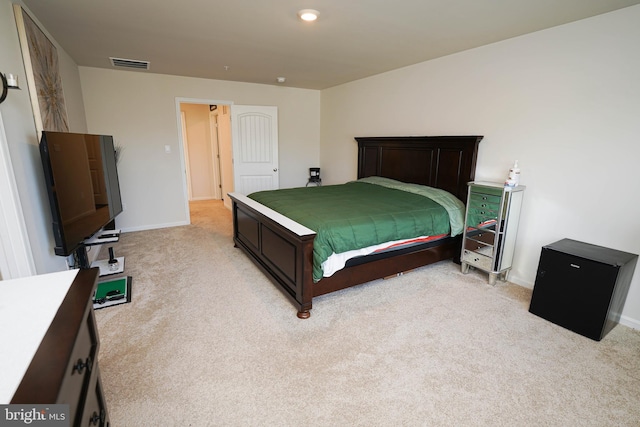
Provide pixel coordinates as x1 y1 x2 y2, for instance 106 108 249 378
248 177 465 282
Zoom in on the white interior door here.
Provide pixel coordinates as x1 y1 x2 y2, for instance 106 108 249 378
231 105 279 195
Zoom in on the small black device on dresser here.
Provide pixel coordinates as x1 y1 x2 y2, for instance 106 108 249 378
529 239 638 341
306 167 321 187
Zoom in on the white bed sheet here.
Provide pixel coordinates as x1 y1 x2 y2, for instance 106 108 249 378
321 236 437 278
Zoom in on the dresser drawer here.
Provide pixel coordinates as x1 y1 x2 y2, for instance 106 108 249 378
470 185 504 198
466 207 499 227
462 249 492 271
58 309 98 425
468 203 500 218
469 192 501 209
465 228 496 246
81 372 109 427
464 237 495 254
462 249 493 270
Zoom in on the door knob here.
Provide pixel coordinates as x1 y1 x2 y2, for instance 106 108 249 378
273 168 278 172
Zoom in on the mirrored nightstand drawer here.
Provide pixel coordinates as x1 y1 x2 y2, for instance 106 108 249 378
462 249 493 271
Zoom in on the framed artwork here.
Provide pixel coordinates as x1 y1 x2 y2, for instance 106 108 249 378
13 5 69 133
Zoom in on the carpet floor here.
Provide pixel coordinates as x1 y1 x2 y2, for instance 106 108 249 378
94 200 640 426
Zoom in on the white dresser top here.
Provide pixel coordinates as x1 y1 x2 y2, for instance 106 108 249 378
0 269 79 403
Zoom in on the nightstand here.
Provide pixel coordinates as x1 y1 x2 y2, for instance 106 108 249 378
461 181 525 284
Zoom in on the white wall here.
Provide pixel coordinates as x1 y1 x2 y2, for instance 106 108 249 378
320 6 640 327
0 0 88 274
79 68 321 232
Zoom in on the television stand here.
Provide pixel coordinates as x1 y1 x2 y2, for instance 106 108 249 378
91 256 125 276
84 229 121 246
73 245 92 270
91 246 125 277
76 230 126 276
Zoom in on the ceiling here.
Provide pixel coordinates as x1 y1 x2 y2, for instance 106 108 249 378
22 0 640 90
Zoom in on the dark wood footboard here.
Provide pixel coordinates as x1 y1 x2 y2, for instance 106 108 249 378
230 193 316 318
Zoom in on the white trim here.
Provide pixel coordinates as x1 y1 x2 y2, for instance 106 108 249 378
619 314 640 331
190 196 217 202
180 111 192 200
0 112 36 279
209 110 222 199
118 220 190 233
228 192 315 236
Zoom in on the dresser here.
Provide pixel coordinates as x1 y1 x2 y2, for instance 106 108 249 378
1 268 110 426
529 239 638 341
461 181 525 284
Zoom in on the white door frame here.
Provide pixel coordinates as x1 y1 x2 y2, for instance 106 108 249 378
0 111 36 279
208 109 222 200
175 97 233 222
180 111 193 201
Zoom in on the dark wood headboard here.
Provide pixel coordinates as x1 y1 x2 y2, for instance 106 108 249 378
356 136 483 202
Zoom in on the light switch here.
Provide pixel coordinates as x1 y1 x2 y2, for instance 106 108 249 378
165 145 171 154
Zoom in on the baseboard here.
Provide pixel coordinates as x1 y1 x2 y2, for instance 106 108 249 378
619 315 640 330
118 220 190 233
190 197 217 201
506 274 533 290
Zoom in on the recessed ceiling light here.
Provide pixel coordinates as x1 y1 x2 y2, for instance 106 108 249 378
298 9 319 22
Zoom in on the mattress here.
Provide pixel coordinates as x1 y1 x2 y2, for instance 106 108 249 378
322 233 449 277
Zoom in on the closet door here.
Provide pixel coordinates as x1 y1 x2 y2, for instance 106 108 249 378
231 105 279 195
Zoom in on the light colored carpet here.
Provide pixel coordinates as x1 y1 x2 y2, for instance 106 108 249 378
95 200 640 427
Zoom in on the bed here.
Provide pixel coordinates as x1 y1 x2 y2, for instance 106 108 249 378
229 135 482 318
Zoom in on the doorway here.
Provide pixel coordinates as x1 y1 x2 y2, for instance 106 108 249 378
176 98 279 223
178 100 233 220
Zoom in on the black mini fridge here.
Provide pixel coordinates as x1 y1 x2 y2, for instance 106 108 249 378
529 239 638 341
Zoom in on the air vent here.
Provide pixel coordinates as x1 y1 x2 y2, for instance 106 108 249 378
109 57 150 70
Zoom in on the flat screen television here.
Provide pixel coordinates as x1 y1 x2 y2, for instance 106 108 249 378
39 131 123 260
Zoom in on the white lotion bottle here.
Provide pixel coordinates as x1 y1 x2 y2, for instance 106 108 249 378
506 160 520 187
